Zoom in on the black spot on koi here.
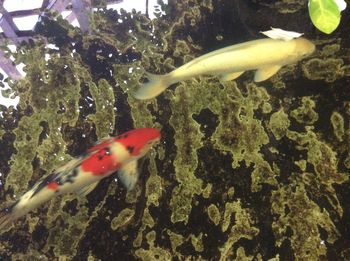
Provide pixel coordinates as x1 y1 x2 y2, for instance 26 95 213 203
30 167 80 199
97 147 111 161
30 172 61 199
63 167 79 184
126 146 134 154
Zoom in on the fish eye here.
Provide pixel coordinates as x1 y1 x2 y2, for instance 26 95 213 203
140 75 150 84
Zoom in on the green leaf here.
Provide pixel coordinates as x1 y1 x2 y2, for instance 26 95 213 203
308 0 341 34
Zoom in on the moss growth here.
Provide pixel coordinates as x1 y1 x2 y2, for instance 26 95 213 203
235 247 254 261
251 159 278 192
168 83 204 224
271 183 339 260
321 44 340 56
290 97 318 125
167 229 185 253
330 111 345 142
1 0 350 260
202 183 212 199
273 0 306 13
211 82 270 169
287 129 348 217
219 200 259 260
135 231 172 260
302 58 344 82
268 108 290 140
87 79 116 138
207 204 221 226
133 208 155 248
190 233 204 252
6 115 44 194
295 159 307 171
111 208 135 230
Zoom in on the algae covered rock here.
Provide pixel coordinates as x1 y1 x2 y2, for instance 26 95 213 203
0 0 349 260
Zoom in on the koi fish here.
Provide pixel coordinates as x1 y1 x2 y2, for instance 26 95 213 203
134 37 315 100
0 128 160 229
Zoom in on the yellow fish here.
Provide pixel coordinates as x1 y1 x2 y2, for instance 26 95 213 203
134 37 315 100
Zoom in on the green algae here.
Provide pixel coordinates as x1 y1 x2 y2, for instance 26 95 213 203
290 96 318 125
211 82 270 169
302 58 344 82
12 250 49 261
3 41 92 197
202 183 212 199
271 183 339 260
0 15 122 259
133 208 155 248
135 231 172 261
272 0 306 13
114 63 161 129
1 1 350 260
219 200 259 261
43 181 117 258
344 155 350 169
173 40 191 57
343 65 350 77
268 108 290 140
321 44 341 56
251 159 278 192
207 204 221 226
167 229 185 253
221 202 235 233
294 159 307 171
190 233 204 252
170 182 202 224
168 83 204 224
330 111 345 141
87 79 116 138
6 115 43 194
268 255 280 261
286 129 348 219
235 247 254 261
111 208 135 230
109 10 349 256
87 252 101 261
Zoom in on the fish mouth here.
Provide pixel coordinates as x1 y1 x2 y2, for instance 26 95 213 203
298 38 316 55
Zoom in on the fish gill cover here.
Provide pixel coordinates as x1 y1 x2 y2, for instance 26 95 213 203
0 0 350 260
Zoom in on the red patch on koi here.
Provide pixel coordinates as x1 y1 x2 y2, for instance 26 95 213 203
81 148 120 176
47 182 59 190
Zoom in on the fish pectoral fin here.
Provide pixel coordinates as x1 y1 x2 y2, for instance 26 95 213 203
254 65 282 82
219 71 244 82
117 160 140 191
77 181 99 197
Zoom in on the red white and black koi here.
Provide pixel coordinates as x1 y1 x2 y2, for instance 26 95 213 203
0 128 161 230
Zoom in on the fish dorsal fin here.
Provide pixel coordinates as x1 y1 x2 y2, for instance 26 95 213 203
87 136 113 154
54 157 84 173
254 65 282 82
219 71 244 82
117 160 139 191
77 181 99 197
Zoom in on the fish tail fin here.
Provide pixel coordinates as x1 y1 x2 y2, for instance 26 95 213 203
133 72 171 100
0 201 20 231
